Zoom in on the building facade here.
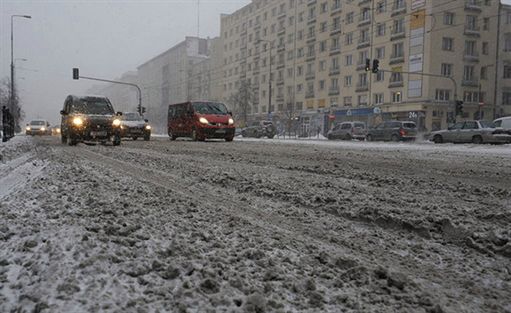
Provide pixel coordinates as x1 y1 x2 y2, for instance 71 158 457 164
137 36 214 133
220 0 503 133
497 3 511 117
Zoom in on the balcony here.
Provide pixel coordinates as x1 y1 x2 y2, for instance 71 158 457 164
389 55 405 64
391 3 407 16
330 47 341 56
276 77 285 85
357 39 370 49
305 91 315 99
359 0 371 6
358 17 371 27
390 28 406 41
277 27 286 35
465 0 482 12
276 95 285 102
356 83 368 92
356 63 368 71
329 67 341 76
462 78 479 87
331 3 342 15
463 52 479 62
329 87 340 96
388 80 404 88
277 44 286 52
306 52 316 62
308 0 317 6
464 26 480 37
306 72 316 80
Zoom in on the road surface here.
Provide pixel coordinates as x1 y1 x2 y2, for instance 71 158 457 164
1 136 510 312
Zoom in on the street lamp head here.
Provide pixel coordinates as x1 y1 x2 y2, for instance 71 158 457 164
23 15 32 19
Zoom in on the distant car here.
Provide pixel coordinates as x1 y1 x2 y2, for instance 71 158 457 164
60 95 122 146
120 112 151 141
430 120 511 144
327 122 367 140
366 121 417 142
51 126 61 136
26 120 51 136
241 120 276 139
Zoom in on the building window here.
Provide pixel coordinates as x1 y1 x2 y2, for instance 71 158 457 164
376 23 386 36
463 65 475 81
344 76 352 87
444 12 454 25
358 95 368 106
343 96 352 106
346 12 354 24
441 63 452 76
504 66 511 79
376 71 385 82
376 47 385 59
374 93 384 105
442 37 454 51
392 91 402 103
505 34 511 52
503 92 511 105
482 42 489 55
345 54 353 65
435 89 451 101
480 66 487 80
391 42 404 58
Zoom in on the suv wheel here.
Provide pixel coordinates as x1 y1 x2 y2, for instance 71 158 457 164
433 135 443 144
61 132 67 144
144 134 150 141
113 134 121 146
366 134 373 142
132 136 138 141
67 132 78 146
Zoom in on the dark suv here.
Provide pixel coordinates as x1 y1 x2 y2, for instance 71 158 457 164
366 121 417 142
60 95 122 146
241 121 276 139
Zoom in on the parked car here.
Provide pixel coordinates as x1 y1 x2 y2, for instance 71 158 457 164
366 121 417 142
327 122 367 140
430 120 511 144
241 120 276 139
168 101 235 141
25 120 51 136
60 95 122 146
493 116 511 134
51 126 61 136
120 112 151 141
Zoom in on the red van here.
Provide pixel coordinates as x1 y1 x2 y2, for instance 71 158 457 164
168 101 235 141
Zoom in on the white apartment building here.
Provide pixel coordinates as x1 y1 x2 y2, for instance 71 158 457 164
220 0 502 133
497 3 511 117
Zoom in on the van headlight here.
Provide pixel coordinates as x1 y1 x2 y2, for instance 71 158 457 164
26 126 31 131
145 125 151 130
199 117 209 125
72 117 84 126
228 118 234 125
112 119 121 127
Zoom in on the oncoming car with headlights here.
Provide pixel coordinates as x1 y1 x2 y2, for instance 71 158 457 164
25 120 51 136
168 101 235 141
60 95 122 146
120 112 151 141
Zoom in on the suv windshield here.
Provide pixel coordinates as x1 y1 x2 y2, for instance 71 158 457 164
71 98 114 115
403 122 416 129
123 113 143 121
30 121 46 126
192 102 228 115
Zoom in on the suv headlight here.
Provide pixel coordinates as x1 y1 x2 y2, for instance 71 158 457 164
72 117 84 126
26 126 31 131
112 119 121 127
41 127 46 131
228 118 234 125
145 125 151 130
199 117 209 125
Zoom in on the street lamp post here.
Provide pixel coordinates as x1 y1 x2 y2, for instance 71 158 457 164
10 15 31 130
257 39 273 119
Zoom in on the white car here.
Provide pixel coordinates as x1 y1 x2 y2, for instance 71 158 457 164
26 120 51 136
430 120 511 144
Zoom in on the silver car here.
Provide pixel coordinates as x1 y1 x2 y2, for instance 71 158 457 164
430 120 511 144
327 122 367 140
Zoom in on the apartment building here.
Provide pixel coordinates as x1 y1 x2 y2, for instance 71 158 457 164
189 37 224 102
220 0 501 133
497 3 511 117
137 36 212 133
86 71 139 113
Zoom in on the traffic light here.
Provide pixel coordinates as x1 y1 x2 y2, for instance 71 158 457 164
365 58 371 72
372 59 380 73
72 68 79 80
141 107 146 114
455 100 464 115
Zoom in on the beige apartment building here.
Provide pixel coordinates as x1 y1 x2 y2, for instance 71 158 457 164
220 0 502 133
497 3 511 117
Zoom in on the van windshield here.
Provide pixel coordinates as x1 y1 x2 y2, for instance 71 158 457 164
192 102 228 115
72 98 114 115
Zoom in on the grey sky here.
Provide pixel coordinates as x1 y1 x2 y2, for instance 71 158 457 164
0 0 250 125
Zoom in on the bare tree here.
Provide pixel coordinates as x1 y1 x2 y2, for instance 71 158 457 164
0 77 24 132
227 80 253 126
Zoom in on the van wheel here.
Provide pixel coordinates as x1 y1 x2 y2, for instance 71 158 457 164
169 129 177 141
225 136 234 142
472 135 483 144
433 135 443 144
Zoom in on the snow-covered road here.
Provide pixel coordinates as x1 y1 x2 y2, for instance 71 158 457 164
0 136 510 312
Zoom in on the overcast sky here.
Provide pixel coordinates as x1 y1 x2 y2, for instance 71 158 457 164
0 0 250 125
1 0 511 125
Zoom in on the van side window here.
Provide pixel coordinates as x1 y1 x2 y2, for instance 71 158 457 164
168 106 175 118
494 120 502 128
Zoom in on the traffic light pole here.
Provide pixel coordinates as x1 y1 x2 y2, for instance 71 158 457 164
73 72 143 115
